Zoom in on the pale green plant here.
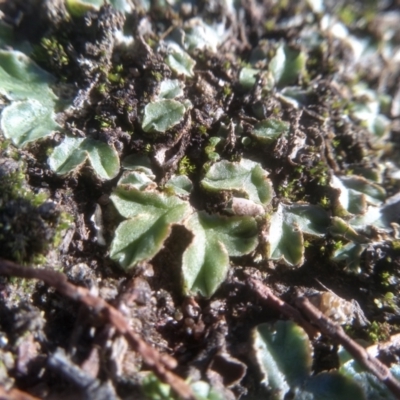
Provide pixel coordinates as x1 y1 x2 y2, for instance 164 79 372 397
142 99 186 133
0 50 59 147
253 320 400 400
48 136 120 180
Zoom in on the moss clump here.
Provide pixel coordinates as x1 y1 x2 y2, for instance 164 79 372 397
33 36 70 80
366 321 391 343
0 199 58 263
178 156 196 176
0 158 62 264
392 240 400 252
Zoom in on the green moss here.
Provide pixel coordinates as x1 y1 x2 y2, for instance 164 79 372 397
95 114 113 129
338 6 357 25
367 321 391 343
141 372 175 400
0 159 69 264
151 71 163 82
309 161 329 186
379 271 392 288
374 292 397 310
7 276 37 301
178 156 196 175
264 20 276 31
332 240 344 252
108 72 123 84
0 199 57 263
108 65 125 85
272 107 280 115
318 196 330 209
33 36 70 78
198 125 208 135
223 60 231 70
146 37 157 48
392 240 400 252
53 212 74 248
97 82 108 94
278 178 305 201
223 85 232 96
0 139 19 160
143 144 152 154
0 169 28 205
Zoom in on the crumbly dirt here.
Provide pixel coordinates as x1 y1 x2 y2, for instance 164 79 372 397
1 0 400 399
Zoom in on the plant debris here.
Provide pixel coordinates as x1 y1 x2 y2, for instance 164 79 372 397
1 0 400 399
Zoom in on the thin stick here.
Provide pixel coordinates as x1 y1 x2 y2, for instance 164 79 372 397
0 258 195 400
247 278 319 339
296 296 400 399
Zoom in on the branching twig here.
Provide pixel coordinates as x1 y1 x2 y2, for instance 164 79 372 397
247 278 318 338
296 296 400 399
0 258 195 400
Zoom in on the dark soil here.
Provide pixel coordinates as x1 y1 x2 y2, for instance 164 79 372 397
1 1 400 399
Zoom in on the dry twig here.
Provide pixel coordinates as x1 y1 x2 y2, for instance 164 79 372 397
0 258 195 400
247 278 318 338
296 296 400 399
